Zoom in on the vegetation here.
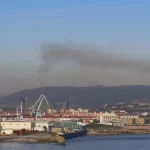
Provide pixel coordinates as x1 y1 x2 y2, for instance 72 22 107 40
92 119 99 124
85 124 121 132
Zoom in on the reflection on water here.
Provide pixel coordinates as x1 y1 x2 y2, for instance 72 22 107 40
0 135 150 150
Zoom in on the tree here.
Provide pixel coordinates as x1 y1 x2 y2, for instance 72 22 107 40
93 119 98 124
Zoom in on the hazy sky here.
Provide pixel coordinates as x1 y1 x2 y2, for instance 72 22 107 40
0 0 150 95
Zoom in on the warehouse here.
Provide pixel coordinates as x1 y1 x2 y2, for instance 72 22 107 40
0 121 32 130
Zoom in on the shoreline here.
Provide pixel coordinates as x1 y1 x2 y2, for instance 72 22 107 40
87 131 150 136
1 130 150 144
86 124 150 136
0 135 66 145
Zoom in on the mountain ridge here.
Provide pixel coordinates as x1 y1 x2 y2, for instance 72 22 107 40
1 85 150 108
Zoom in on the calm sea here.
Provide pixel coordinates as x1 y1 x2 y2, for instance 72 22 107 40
1 135 150 150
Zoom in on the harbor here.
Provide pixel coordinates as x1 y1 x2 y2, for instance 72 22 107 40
1 94 150 145
0 94 88 145
0 119 87 144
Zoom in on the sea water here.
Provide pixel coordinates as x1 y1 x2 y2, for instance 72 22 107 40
0 134 150 150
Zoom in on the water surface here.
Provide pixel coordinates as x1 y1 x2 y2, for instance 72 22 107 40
0 134 150 150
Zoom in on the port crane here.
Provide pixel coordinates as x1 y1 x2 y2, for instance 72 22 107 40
26 94 70 120
28 94 50 120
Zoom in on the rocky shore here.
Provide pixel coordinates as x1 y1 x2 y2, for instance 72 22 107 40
87 130 150 136
0 135 66 145
86 124 150 136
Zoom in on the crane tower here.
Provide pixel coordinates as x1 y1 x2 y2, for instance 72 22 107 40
28 94 50 120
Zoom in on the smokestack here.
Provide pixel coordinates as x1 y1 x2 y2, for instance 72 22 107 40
16 106 18 119
20 102 22 115
26 97 28 110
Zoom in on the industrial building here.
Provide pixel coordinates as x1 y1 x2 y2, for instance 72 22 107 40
0 121 34 135
50 120 84 134
0 121 32 131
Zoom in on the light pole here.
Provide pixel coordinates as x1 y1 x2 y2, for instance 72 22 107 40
20 98 25 119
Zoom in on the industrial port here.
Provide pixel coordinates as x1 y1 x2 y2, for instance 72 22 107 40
1 94 150 144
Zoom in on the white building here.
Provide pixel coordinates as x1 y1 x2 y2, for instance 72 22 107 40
0 121 32 130
69 109 75 115
77 108 88 113
141 112 149 116
100 112 117 124
1 129 13 135
47 109 57 114
59 118 73 121
47 109 53 114
120 115 139 119
83 109 88 113
35 121 49 131
112 119 124 127
110 110 127 114
78 108 84 113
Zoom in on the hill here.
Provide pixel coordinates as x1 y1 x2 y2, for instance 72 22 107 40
1 85 150 108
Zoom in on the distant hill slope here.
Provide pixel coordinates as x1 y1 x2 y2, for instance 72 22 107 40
1 85 150 108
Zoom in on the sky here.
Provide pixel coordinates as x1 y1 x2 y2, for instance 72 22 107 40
0 0 150 95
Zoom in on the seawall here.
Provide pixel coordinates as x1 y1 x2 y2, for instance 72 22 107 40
0 135 66 145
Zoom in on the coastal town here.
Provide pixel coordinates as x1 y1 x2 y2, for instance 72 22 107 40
0 94 150 142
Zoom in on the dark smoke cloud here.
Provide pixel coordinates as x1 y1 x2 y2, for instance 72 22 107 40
39 43 150 74
37 42 150 87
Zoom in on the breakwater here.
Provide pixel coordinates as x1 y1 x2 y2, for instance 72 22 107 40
86 124 150 136
0 135 66 145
